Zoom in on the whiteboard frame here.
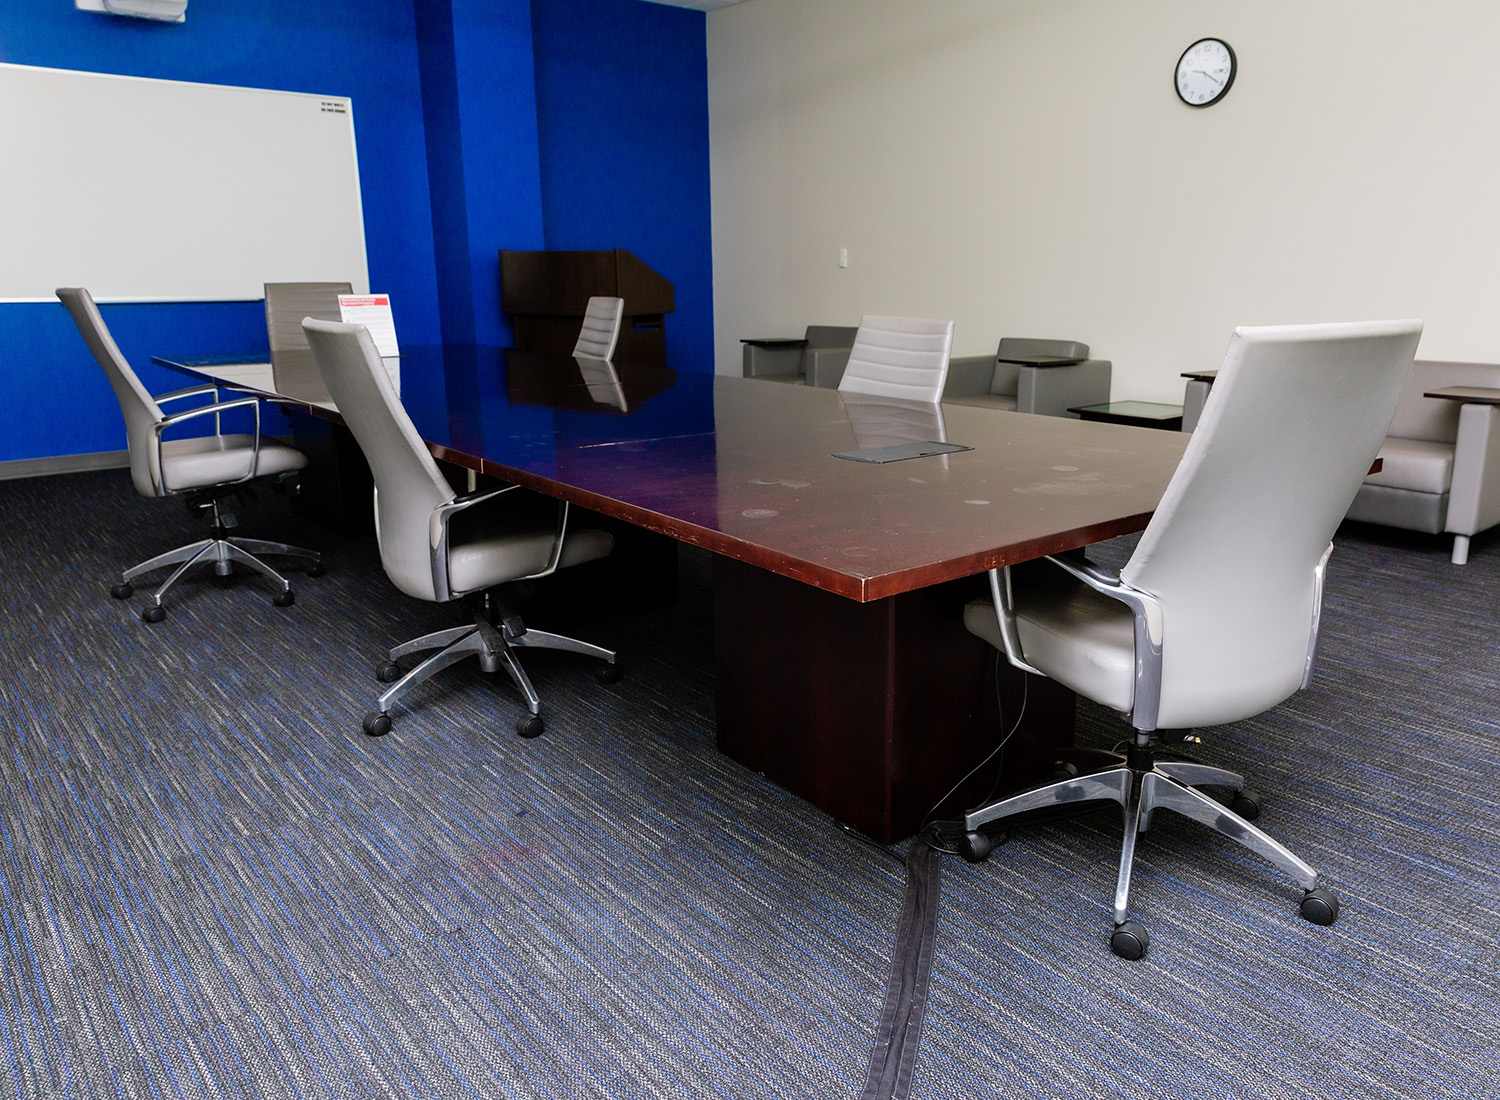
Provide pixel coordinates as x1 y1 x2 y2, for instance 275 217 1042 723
0 62 370 304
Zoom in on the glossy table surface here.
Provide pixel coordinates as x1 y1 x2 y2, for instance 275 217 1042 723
154 345 1191 602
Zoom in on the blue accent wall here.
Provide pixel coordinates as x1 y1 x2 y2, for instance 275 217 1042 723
0 0 440 463
0 0 715 463
415 0 546 347
531 0 714 371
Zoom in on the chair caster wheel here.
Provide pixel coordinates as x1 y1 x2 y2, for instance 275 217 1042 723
516 714 545 739
376 661 403 683
362 711 392 737
305 561 327 578
1110 920 1149 960
596 661 622 684
1229 788 1263 820
111 582 133 600
141 605 166 624
958 830 993 863
1300 887 1340 926
273 591 295 608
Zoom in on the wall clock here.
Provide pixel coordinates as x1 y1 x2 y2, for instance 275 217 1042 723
1175 38 1236 107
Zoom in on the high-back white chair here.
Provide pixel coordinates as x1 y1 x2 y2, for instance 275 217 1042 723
572 296 625 360
836 315 954 403
302 317 619 739
959 319 1422 959
57 287 322 621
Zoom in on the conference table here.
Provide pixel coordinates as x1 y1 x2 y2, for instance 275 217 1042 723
153 345 1190 842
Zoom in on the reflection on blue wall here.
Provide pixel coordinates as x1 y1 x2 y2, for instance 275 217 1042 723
531 0 714 372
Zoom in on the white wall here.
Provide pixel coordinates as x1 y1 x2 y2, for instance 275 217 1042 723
706 0 1500 398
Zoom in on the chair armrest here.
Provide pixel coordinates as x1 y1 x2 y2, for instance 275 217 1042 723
805 346 852 388
428 484 523 602
1447 402 1500 537
943 355 998 398
1018 359 1113 418
1303 543 1334 690
153 394 263 490
155 383 222 405
986 555 1164 731
742 341 806 378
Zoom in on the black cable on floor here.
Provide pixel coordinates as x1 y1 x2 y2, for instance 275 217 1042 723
858 822 944 1100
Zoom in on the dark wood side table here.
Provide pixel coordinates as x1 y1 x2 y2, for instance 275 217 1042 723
1423 385 1500 405
1069 400 1185 431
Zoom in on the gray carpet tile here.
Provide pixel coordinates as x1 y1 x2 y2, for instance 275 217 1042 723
0 469 1498 1099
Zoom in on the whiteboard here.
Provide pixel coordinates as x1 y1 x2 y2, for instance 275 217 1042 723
0 63 369 302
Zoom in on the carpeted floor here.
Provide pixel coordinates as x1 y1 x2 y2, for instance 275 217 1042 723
0 468 1497 1099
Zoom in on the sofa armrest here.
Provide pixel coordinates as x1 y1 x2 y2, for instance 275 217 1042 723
943 355 998 398
1447 402 1500 537
806 346 852 389
1018 359 1113 418
742 341 806 378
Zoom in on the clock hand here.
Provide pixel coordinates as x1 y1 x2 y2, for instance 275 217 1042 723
1195 69 1225 87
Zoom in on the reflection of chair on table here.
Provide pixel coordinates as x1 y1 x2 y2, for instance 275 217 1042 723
575 356 629 412
57 287 322 622
959 319 1422 959
302 318 620 740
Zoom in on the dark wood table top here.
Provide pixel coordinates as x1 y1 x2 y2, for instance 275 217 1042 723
1423 385 1500 405
1181 369 1219 382
154 346 1190 602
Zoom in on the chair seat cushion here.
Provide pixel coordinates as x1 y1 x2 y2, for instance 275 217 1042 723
447 491 614 594
964 573 1136 715
159 435 307 492
1364 436 1454 494
944 393 1018 412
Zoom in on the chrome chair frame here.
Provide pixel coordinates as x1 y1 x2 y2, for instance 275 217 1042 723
965 545 1337 950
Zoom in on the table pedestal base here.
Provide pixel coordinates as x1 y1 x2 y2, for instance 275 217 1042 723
713 557 1076 844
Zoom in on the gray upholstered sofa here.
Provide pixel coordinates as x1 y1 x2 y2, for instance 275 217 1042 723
1344 359 1500 564
941 337 1111 417
742 325 857 385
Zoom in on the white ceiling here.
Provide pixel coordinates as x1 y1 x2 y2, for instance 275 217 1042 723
637 0 747 11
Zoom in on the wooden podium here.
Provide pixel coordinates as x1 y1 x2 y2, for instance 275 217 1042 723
499 249 674 366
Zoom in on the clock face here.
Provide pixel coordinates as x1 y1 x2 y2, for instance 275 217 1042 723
1176 38 1236 107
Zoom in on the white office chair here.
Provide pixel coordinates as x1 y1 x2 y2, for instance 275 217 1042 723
302 317 619 739
836 315 955 403
960 319 1422 958
57 287 322 621
572 296 625 360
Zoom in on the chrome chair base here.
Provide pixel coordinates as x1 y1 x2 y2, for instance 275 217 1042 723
959 734 1339 959
113 534 322 619
364 601 618 740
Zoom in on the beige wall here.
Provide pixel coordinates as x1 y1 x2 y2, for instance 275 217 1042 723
707 0 1500 399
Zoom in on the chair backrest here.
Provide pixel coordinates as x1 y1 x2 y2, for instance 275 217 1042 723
837 315 955 402
572 296 625 360
302 317 455 602
1120 320 1421 729
1385 359 1500 444
56 287 166 498
264 282 352 357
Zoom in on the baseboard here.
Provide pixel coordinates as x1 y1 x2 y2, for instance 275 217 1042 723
0 451 130 481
